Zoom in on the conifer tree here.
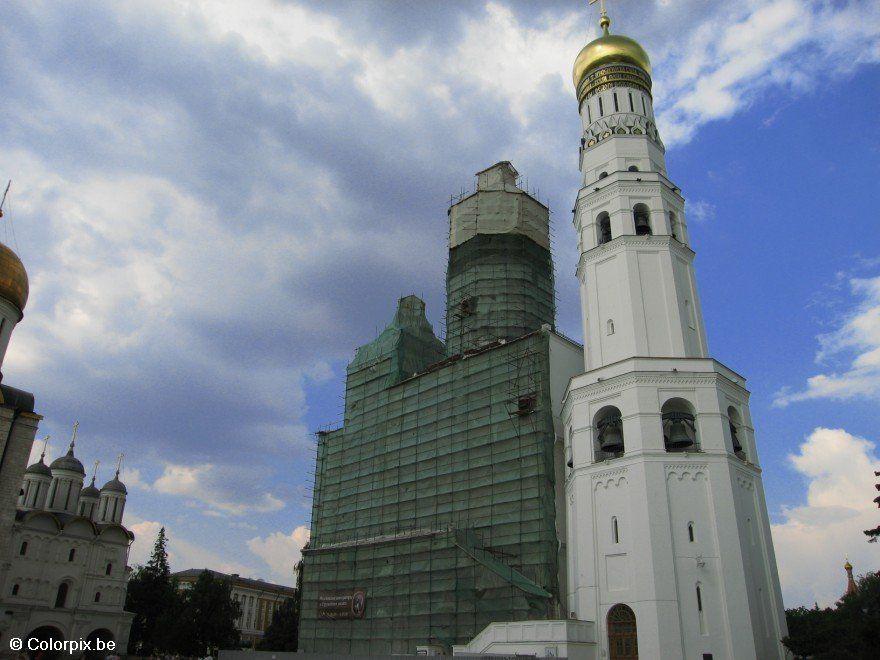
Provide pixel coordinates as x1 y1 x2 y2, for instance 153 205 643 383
125 527 182 654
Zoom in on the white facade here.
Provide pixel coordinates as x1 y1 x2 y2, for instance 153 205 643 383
561 22 788 660
0 452 135 651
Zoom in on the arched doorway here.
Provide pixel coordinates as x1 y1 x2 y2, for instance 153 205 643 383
608 603 638 659
84 629 114 660
26 626 65 660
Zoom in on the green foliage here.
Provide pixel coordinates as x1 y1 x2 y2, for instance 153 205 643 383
168 570 242 656
259 598 298 651
783 571 880 659
125 527 182 654
260 545 307 651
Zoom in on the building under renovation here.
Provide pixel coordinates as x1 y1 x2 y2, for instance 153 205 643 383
299 6 790 658
297 162 583 654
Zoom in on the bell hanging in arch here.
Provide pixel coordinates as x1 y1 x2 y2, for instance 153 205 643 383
600 422 624 453
666 418 694 449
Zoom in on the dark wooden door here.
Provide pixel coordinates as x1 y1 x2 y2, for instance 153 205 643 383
608 603 638 659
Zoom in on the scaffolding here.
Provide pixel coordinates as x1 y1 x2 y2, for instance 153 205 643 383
299 165 562 654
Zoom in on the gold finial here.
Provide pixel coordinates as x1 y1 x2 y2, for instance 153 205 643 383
115 452 124 477
91 459 100 481
589 0 612 34
39 435 49 460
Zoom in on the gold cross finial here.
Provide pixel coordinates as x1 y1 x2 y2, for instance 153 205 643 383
589 0 612 33
115 453 124 477
91 459 100 481
40 435 49 460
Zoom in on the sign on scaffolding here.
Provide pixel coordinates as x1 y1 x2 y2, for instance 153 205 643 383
317 590 367 620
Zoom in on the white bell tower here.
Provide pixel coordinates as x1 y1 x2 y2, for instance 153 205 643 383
562 6 788 659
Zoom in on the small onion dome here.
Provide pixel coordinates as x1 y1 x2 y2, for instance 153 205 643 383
0 242 29 313
844 560 853 571
50 445 85 475
101 473 127 494
81 477 100 498
572 18 651 102
25 455 52 477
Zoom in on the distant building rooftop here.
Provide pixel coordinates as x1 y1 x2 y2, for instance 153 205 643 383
173 568 296 596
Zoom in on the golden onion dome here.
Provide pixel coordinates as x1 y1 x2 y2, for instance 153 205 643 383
573 17 651 102
0 242 29 313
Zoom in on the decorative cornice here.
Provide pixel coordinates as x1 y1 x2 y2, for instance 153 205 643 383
568 372 719 402
578 234 695 271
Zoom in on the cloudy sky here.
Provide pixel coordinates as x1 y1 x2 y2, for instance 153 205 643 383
1 0 879 607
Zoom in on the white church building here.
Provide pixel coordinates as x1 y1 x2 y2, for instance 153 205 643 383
455 7 788 660
0 223 134 650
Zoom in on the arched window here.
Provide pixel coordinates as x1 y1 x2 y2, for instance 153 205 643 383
688 522 695 543
612 517 620 544
68 548 76 562
595 406 624 459
669 211 679 240
661 398 697 452
597 212 612 245
696 583 707 634
94 591 101 603
628 165 639 172
567 426 574 468
728 406 746 459
106 562 113 575
606 319 615 335
633 203 651 235
54 582 69 609
607 604 638 660
19 541 27 556
11 583 19 596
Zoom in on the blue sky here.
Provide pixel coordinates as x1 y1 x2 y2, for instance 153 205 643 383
1 0 879 607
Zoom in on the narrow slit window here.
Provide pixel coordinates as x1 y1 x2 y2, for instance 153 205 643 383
641 95 647 114
629 92 634 112
688 522 695 542
613 92 619 112
11 583 19 596
587 103 592 123
599 97 604 116
94 591 101 603
68 548 76 562
697 584 707 634
19 541 27 556
612 516 620 543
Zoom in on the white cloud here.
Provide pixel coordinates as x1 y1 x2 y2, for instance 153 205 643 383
655 0 880 145
771 427 879 607
128 515 261 576
153 463 285 516
776 275 880 405
687 200 715 223
247 525 310 585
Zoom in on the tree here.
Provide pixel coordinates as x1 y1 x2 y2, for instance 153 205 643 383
783 571 880 659
259 597 298 651
169 570 242 656
125 527 183 654
259 542 307 652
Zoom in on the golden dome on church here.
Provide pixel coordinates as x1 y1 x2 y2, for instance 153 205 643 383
0 242 29 313
572 17 651 102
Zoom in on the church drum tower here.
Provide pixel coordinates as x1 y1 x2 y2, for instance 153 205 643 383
561 8 788 660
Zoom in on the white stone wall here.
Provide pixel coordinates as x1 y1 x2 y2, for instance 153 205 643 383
562 358 787 659
0 513 133 650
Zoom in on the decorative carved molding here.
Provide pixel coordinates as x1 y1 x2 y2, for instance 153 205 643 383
569 373 719 402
